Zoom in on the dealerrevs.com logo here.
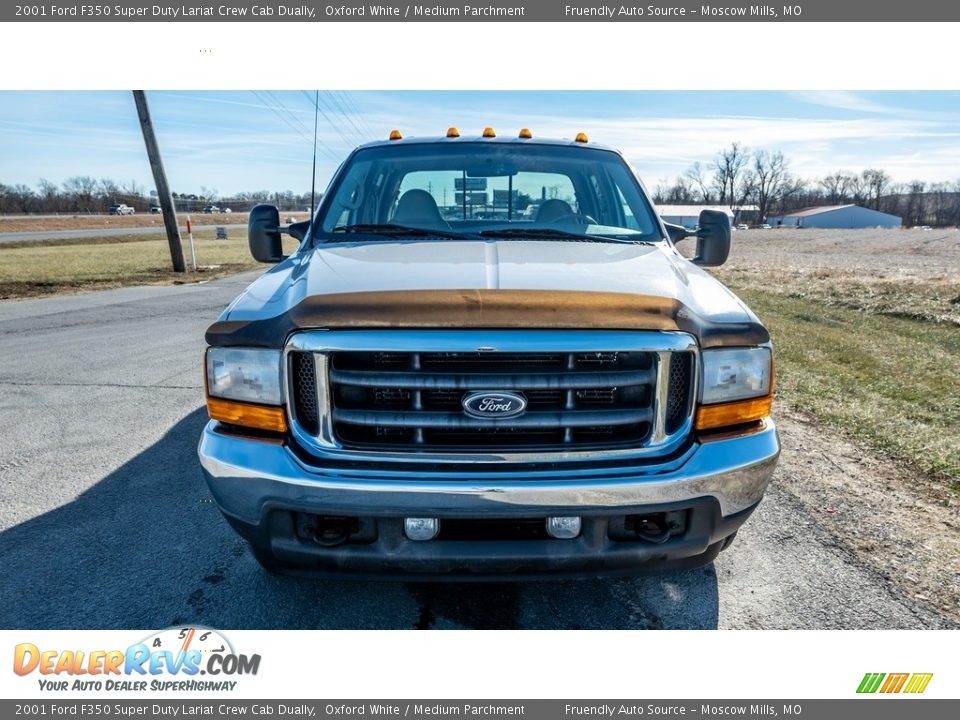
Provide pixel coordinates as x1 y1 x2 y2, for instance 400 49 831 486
857 672 933 694
13 627 261 692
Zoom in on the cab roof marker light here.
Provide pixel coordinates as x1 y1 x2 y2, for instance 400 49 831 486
482 127 497 138
446 127 460 138
518 128 533 139
388 129 403 140
575 132 589 143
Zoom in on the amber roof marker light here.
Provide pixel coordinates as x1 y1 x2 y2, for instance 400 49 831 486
482 127 497 138
388 129 403 140
575 132 589 143
446 127 460 138
518 128 533 138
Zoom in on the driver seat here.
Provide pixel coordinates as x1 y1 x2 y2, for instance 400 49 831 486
392 189 451 229
534 198 574 223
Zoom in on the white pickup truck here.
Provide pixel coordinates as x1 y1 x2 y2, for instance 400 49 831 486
198 128 779 579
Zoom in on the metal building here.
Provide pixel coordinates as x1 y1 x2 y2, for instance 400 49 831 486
767 204 902 229
657 204 758 230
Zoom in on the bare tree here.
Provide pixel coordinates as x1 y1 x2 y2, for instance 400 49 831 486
654 177 695 204
713 142 750 208
903 181 927 226
684 162 713 203
752 150 789 222
121 179 145 197
62 176 99 212
862 168 891 210
819 171 855 205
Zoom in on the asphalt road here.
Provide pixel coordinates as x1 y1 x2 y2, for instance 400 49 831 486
0 274 954 629
0 224 246 243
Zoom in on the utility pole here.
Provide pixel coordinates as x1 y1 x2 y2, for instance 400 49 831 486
132 90 186 273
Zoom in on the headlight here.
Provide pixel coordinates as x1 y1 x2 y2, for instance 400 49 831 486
701 347 772 404
206 347 283 405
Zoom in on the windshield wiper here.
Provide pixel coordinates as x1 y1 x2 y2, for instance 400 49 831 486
330 223 478 241
479 227 647 244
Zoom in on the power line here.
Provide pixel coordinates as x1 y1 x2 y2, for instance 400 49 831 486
250 90 313 144
301 90 363 150
334 90 377 139
322 90 370 144
251 90 341 164
264 90 313 136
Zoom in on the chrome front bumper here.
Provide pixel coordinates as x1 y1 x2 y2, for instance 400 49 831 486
198 420 780 526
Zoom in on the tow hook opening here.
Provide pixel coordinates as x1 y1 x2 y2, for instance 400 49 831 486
294 513 373 546
609 510 688 544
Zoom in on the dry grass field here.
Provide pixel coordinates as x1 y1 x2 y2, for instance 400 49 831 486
0 230 299 299
714 227 960 485
0 211 310 233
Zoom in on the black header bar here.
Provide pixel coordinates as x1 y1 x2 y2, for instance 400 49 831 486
5 1 958 22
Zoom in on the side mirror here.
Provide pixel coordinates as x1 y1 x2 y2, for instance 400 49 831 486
693 209 731 267
285 220 311 243
662 221 689 244
248 204 285 263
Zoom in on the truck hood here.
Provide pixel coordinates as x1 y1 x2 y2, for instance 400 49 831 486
208 240 768 348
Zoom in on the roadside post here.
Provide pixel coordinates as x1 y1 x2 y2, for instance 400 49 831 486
186 214 197 270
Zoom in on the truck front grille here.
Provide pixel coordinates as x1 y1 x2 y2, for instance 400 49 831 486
289 338 695 454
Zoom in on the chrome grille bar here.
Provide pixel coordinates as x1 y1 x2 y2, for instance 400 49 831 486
328 367 656 389
285 330 698 463
332 407 653 429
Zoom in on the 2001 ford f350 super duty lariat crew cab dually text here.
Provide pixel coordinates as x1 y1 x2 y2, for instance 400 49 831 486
198 128 780 579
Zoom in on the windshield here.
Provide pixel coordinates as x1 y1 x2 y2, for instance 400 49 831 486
314 142 664 242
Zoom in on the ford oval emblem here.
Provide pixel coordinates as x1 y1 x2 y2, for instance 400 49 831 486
462 391 528 419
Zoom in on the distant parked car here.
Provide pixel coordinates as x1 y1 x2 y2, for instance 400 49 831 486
150 205 161 214
108 204 135 216
203 205 220 214
223 208 232 214
737 224 749 230
760 223 771 229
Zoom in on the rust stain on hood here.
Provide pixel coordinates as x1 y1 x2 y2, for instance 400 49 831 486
206 289 769 349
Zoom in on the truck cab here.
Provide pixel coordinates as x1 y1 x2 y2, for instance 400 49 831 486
198 128 779 578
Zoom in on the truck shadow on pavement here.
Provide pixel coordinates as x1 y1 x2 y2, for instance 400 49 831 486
0 409 719 630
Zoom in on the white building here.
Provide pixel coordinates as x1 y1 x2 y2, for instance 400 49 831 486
657 204 757 230
767 204 902 229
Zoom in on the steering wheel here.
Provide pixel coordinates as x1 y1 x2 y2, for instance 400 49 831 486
548 213 597 227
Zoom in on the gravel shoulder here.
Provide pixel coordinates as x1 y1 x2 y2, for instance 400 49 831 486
764 406 959 625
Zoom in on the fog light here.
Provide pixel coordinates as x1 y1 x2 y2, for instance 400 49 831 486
546 516 581 539
404 517 440 541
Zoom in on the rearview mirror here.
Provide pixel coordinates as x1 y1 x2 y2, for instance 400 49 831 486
248 204 285 263
693 209 731 267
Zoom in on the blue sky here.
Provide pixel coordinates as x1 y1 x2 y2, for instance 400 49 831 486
0 91 958 196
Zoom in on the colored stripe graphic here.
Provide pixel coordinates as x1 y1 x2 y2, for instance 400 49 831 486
904 673 934 694
857 672 932 694
880 673 909 693
857 673 885 693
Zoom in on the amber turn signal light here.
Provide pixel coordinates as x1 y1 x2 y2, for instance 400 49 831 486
207 397 288 433
695 395 773 432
